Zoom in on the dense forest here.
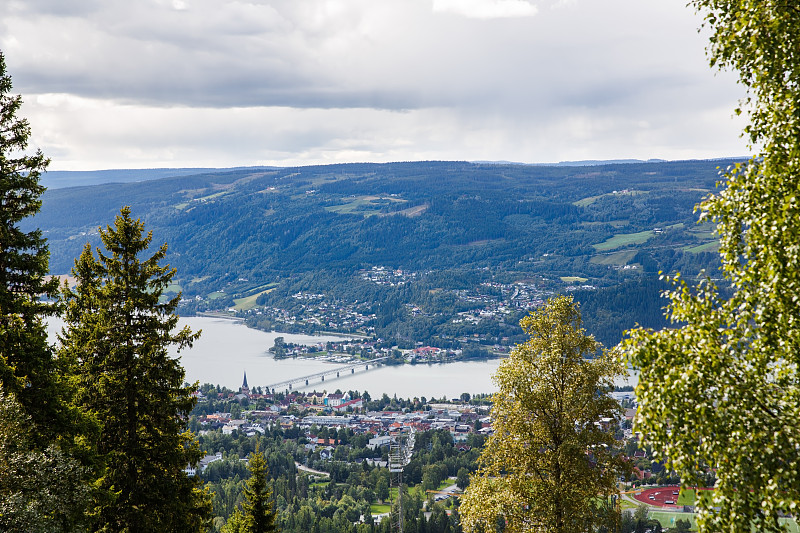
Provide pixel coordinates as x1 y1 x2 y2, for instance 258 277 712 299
27 159 734 347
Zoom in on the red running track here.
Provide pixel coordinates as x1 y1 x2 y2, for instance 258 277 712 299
632 486 682 508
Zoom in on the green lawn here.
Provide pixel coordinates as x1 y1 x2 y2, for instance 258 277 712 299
590 250 638 266
174 190 231 210
325 195 406 216
371 483 436 514
593 230 654 251
560 276 588 283
648 510 798 532
165 282 183 294
436 479 454 491
370 503 391 514
573 194 606 207
233 287 276 310
619 499 638 511
676 489 714 507
573 190 647 207
649 511 696 530
684 241 719 253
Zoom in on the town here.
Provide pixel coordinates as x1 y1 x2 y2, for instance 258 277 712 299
185 374 712 533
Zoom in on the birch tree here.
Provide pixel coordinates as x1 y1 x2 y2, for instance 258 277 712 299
460 296 625 533
622 2 800 531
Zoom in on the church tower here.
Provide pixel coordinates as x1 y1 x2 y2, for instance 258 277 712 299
241 371 250 396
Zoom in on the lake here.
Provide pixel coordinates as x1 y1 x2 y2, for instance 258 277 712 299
172 317 505 398
47 316 638 399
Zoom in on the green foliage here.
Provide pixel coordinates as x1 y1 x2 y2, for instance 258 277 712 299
241 443 278 533
0 388 90 532
59 207 211 532
30 159 733 348
0 50 68 446
460 296 625 533
0 50 91 531
619 505 663 533
622 2 800 531
221 509 246 533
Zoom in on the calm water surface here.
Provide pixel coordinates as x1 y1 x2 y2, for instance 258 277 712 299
47 316 637 399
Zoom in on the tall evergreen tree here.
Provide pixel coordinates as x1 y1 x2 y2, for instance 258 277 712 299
0 50 65 445
220 442 278 533
241 442 278 533
60 207 211 532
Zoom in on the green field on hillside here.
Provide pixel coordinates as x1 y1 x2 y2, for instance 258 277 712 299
593 230 654 251
684 241 719 253
325 195 406 216
234 287 276 310
574 190 647 207
590 250 638 265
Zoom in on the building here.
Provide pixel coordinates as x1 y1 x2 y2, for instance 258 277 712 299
240 371 250 396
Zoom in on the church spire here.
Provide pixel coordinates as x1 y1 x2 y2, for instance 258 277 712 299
241 371 249 394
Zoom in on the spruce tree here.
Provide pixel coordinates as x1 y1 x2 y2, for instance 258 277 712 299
0 50 65 445
241 442 278 533
60 207 211 532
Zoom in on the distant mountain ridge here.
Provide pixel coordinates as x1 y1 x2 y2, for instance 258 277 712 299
472 158 669 166
41 166 277 189
43 157 744 189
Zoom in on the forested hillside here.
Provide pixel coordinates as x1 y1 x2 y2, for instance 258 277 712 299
29 159 733 348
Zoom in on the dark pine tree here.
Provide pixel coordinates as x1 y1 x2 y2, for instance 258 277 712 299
242 442 279 533
60 207 211 532
0 50 66 445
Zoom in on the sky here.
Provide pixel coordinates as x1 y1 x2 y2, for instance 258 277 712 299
1 0 749 171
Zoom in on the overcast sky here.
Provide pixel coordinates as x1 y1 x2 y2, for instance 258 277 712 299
2 0 749 171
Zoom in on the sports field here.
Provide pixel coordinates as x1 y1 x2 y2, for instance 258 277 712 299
629 486 799 532
633 486 682 507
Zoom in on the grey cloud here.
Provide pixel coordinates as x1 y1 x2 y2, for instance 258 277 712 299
4 0 750 170
1 0 731 115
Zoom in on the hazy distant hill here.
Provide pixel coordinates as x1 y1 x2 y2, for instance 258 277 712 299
41 166 276 189
28 159 736 347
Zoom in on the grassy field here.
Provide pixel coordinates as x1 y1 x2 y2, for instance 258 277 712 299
370 482 454 515
619 499 638 511
165 282 183 294
174 190 231 210
675 489 713 507
590 250 638 266
684 241 719 253
648 510 798 532
370 503 391 514
325 195 406 216
386 204 428 217
573 190 647 207
560 276 588 283
593 230 655 251
649 511 696 530
233 286 277 311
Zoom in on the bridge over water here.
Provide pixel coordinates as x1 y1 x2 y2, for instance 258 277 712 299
263 356 390 392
